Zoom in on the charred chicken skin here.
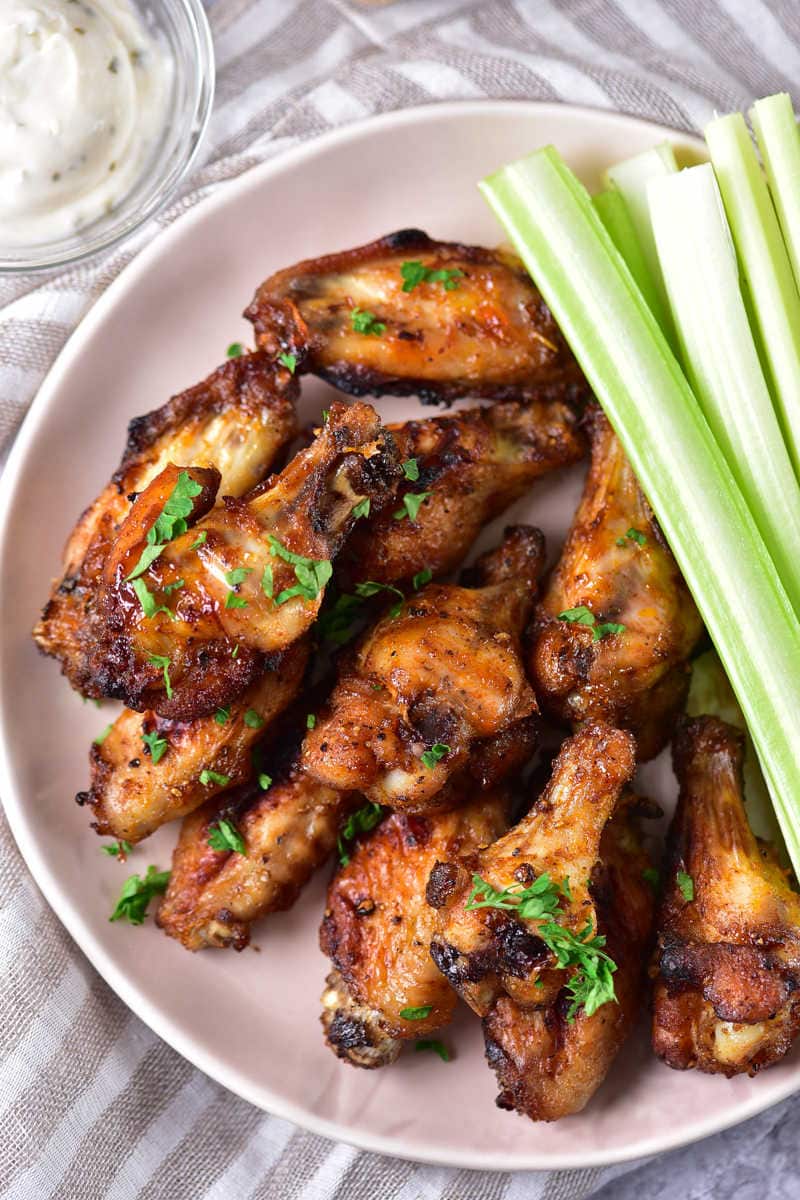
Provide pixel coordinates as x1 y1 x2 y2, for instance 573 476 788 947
529 409 702 760
74 400 399 721
337 399 585 590
652 717 800 1077
83 639 310 844
320 789 512 1069
245 230 586 406
427 723 655 1120
33 351 298 698
302 526 543 813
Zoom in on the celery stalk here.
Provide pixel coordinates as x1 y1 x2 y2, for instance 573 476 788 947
603 144 678 342
705 112 800 482
479 146 800 876
592 189 666 331
648 164 800 616
751 93 800 296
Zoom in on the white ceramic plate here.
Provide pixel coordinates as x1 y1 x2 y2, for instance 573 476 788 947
2 101 798 1171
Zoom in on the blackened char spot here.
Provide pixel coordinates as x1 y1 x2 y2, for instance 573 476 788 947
426 861 460 909
327 1011 375 1051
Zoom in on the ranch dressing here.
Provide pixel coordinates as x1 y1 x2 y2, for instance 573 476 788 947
0 0 173 246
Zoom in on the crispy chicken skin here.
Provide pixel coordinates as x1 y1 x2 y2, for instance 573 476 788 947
652 717 800 1076
337 400 585 589
529 409 702 760
33 351 298 697
76 400 399 721
83 639 310 844
320 791 512 1068
158 761 356 951
245 230 586 406
482 797 655 1121
302 526 543 813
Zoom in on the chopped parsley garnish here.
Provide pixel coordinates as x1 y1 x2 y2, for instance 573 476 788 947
316 592 363 644
208 818 247 855
190 531 207 550
352 498 371 520
399 1005 432 1021
400 261 464 293
126 471 203 586
393 492 431 522
278 351 297 373
261 564 274 599
412 568 432 591
306 713 316 730
102 840 132 857
214 707 230 725
421 743 450 769
354 580 405 618
337 801 384 865
558 606 625 642
93 723 113 746
402 458 420 481
267 535 332 606
109 865 170 925
225 567 252 587
226 342 244 358
677 870 695 902
414 1039 451 1062
199 768 230 787
466 872 617 1020
147 654 173 699
351 307 385 336
244 709 264 729
258 773 272 791
226 593 248 609
130 578 173 620
163 578 185 594
616 527 647 548
141 729 168 764
231 644 239 658
642 867 661 892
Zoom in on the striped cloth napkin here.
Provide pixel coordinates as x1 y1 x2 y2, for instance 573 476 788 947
2 2 799 1197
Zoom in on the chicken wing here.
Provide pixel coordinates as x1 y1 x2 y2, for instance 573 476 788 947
652 716 800 1076
427 723 654 1120
320 789 511 1069
529 409 702 759
302 526 543 813
245 230 586 406
336 399 585 590
33 351 298 697
82 639 310 844
75 400 399 721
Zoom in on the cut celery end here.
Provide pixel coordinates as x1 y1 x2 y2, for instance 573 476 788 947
480 146 800 877
752 94 800 298
592 189 666 333
603 143 678 343
705 111 800 485
649 164 800 617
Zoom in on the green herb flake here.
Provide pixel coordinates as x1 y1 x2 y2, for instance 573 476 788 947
354 580 405 618
306 713 316 730
102 840 133 857
352 498 371 520
130 577 174 620
402 458 420 481
677 870 695 902
421 743 450 769
351 307 386 336
199 768 230 787
414 1039 451 1062
225 567 252 587
244 709 264 730
393 492 431 522
258 773 272 791
126 471 203 581
141 729 168 765
93 723 113 746
399 1004 433 1021
594 621 626 641
620 527 647 547
147 654 173 699
558 606 624 642
412 568 432 591
400 260 464 293
163 578 185 594
642 867 661 892
226 342 244 358
231 644 240 658
267 535 332 606
337 801 384 865
109 865 170 925
190 531 207 550
214 707 231 726
226 592 248 609
278 351 297 373
208 818 247 855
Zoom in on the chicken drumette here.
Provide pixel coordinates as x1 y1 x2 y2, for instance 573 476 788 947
529 409 702 759
652 716 800 1076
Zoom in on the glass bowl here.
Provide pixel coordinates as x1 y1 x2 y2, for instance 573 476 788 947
0 0 215 274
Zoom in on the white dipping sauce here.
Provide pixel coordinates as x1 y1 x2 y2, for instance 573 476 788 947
0 0 173 246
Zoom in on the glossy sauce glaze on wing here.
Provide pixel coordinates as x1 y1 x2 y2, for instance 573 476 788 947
652 717 800 1076
529 408 702 759
303 527 543 813
74 400 400 721
33 351 299 698
320 789 512 1069
245 230 587 406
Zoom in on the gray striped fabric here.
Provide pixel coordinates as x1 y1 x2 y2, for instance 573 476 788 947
1 2 799 1197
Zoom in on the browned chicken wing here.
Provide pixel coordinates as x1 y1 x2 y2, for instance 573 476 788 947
427 723 655 1120
75 401 399 721
245 230 586 406
320 790 512 1069
529 409 702 759
33 351 298 697
302 526 543 813
336 399 584 590
83 639 309 844
652 717 800 1076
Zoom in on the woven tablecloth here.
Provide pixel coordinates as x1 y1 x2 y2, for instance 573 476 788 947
2 2 800 1196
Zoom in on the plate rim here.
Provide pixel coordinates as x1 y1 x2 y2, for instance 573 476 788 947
2 98 796 1172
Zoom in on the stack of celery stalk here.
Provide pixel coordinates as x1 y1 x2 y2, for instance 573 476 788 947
479 93 800 875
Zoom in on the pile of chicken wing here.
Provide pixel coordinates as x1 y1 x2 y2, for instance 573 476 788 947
34 230 800 1122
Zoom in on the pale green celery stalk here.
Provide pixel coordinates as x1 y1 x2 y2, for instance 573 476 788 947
479 146 800 877
705 112 800 482
603 143 678 342
592 189 665 330
751 94 800 296
648 164 800 617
